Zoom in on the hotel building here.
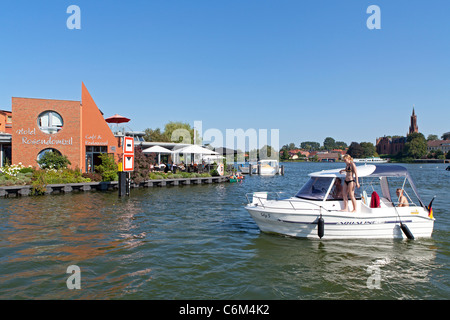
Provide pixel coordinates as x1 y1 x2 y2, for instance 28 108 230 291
0 83 122 172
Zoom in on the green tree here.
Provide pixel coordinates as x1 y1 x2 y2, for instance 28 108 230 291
323 137 336 150
403 132 427 159
281 149 289 160
335 141 348 149
427 134 439 141
96 153 118 181
37 151 71 169
347 142 364 158
143 128 168 142
360 142 377 158
144 121 195 144
300 141 320 151
164 121 194 144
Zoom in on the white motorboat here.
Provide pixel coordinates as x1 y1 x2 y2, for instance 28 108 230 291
245 164 435 239
258 159 280 176
353 157 389 163
238 162 257 174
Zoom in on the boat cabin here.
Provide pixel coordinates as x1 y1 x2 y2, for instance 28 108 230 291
295 165 425 209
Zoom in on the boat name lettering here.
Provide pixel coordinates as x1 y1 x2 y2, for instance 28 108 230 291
260 212 271 219
338 221 375 225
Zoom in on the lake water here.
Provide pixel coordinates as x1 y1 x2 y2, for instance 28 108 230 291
0 162 448 300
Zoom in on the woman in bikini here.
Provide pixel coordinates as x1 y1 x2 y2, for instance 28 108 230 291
339 154 360 212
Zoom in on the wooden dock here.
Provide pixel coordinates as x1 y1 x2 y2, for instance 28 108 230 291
0 176 229 198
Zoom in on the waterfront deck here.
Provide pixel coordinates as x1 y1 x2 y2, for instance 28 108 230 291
0 176 229 197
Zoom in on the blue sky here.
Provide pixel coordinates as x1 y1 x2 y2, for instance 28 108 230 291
1 0 449 148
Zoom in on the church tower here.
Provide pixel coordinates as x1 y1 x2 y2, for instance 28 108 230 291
409 106 418 135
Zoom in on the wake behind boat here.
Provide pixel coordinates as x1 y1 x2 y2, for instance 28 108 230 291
245 164 435 239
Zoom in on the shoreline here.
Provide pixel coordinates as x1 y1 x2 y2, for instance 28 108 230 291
0 176 229 198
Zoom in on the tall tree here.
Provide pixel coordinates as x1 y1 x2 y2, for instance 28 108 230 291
347 142 364 158
323 137 336 150
143 121 195 143
143 128 168 142
404 132 427 159
360 142 377 158
300 141 320 151
335 141 348 149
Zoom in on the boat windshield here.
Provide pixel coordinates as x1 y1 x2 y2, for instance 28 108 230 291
295 177 333 200
295 177 362 201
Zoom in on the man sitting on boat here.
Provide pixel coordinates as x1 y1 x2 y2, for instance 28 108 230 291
396 188 409 207
331 178 343 199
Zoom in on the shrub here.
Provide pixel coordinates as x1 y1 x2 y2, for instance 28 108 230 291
31 168 91 195
130 146 152 184
149 173 164 180
96 153 118 181
82 172 102 182
0 164 34 186
37 151 71 169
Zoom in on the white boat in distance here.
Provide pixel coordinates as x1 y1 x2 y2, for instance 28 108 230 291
245 164 434 239
353 157 389 163
258 159 280 176
238 162 258 174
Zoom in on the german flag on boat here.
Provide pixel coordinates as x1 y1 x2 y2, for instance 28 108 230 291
427 197 435 219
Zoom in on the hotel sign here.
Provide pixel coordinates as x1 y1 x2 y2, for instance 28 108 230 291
22 137 73 146
85 134 108 146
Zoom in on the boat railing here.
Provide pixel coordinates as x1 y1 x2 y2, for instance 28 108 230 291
245 192 332 213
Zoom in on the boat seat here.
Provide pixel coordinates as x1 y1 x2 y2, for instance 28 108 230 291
380 197 394 208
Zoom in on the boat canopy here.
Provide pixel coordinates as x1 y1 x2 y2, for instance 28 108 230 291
304 165 425 208
309 165 376 178
309 164 411 178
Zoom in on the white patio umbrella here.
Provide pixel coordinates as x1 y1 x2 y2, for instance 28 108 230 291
174 145 219 164
142 145 173 165
175 144 219 155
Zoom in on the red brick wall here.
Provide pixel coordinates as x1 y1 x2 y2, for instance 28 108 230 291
11 97 82 169
81 83 121 171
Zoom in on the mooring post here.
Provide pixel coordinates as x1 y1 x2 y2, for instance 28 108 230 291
118 162 129 197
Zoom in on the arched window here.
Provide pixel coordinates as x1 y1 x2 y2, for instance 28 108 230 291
37 148 61 164
37 111 63 134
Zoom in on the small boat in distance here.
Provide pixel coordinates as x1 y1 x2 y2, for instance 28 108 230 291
245 164 434 239
353 157 389 163
258 159 280 176
238 162 257 174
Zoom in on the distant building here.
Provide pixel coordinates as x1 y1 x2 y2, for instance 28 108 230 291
376 136 407 155
0 110 12 166
376 107 417 155
409 107 419 135
316 152 339 162
0 110 12 134
427 140 450 154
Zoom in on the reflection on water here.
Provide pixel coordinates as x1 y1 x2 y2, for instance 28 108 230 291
0 162 448 299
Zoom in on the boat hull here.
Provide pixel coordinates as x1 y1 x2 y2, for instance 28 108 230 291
245 202 434 239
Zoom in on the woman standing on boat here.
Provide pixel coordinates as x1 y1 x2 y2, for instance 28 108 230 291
339 155 360 212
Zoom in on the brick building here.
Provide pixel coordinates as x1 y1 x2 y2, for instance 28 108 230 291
10 83 122 172
376 108 417 155
0 110 13 166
